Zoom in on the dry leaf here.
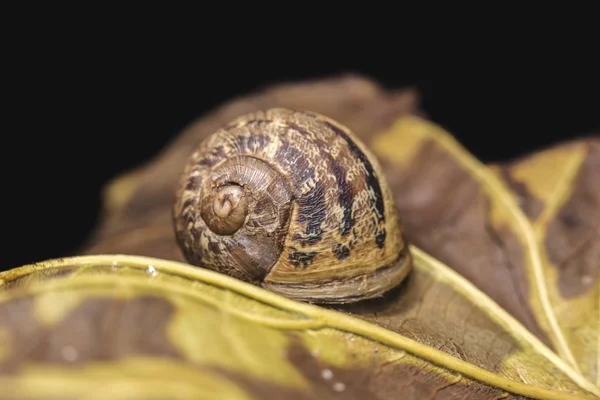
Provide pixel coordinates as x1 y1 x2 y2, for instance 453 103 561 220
366 116 599 388
0 254 597 399
492 139 600 384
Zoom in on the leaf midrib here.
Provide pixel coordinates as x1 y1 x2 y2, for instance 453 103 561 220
1 255 598 399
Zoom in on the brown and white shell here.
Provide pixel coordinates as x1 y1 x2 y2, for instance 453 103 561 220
173 108 411 303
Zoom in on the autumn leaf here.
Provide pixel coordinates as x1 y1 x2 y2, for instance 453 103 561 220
366 116 599 397
492 138 600 385
0 254 598 399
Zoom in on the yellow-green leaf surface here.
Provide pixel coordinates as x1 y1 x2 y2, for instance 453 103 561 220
0 255 597 399
370 117 600 396
490 138 600 385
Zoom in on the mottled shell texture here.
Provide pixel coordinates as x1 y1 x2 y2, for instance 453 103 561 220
173 108 411 303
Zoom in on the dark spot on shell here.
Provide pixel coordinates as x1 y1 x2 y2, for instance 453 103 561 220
286 122 311 137
289 250 318 268
198 146 227 168
185 176 203 192
236 134 274 153
375 230 386 249
331 159 355 236
285 121 355 238
324 121 386 246
207 240 221 255
295 183 326 245
275 139 315 184
333 243 351 260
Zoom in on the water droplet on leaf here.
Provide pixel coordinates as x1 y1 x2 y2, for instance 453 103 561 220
321 369 333 380
333 382 346 392
146 265 157 277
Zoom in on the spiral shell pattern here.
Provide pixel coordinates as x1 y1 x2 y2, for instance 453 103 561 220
173 108 411 303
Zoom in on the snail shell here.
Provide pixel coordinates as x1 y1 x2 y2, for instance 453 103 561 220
173 108 412 303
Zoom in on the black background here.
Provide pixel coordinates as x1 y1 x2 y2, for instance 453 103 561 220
4 20 599 272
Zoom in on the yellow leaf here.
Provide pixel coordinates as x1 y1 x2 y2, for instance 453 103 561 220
492 138 600 385
0 254 598 399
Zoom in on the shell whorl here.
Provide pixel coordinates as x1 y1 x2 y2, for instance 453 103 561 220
173 108 411 303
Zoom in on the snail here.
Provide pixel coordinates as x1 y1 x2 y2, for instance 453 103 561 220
173 108 412 304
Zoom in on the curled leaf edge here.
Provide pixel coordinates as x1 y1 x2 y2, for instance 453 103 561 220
0 252 597 400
